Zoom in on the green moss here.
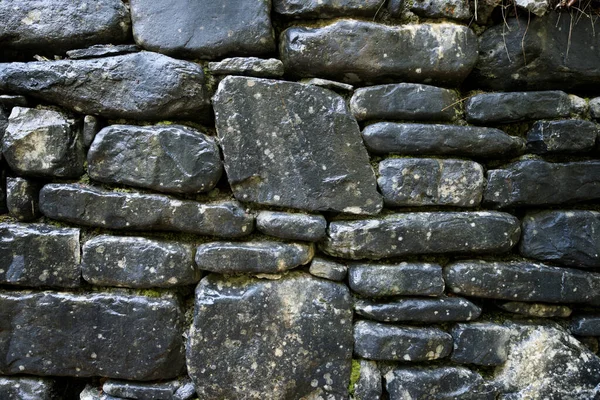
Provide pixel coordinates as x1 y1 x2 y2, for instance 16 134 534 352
348 359 361 395
136 289 163 298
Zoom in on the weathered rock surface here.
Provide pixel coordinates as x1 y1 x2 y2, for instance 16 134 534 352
208 58 284 78
66 44 141 60
6 177 41 221
195 241 313 274
0 53 211 121
214 76 382 214
88 124 222 194
82 236 198 288
591 97 600 120
39 184 253 237
130 0 275 59
187 272 353 399
3 107 84 178
451 323 516 366
355 297 481 323
309 257 347 281
256 211 327 242
0 291 185 380
515 0 549 15
526 120 599 154
0 107 7 141
403 0 472 20
0 377 57 400
322 212 520 259
499 302 572 318
280 20 478 85
274 0 381 17
103 378 192 400
80 385 119 400
348 263 444 297
571 316 600 336
301 78 354 92
353 360 381 400
83 115 101 148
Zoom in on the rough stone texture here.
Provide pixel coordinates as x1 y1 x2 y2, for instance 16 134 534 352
66 44 141 60
485 160 600 208
378 158 484 207
354 320 452 361
465 91 572 124
362 123 525 158
274 0 381 17
350 83 459 122
0 376 57 400
3 107 85 178
451 323 516 366
322 212 520 260
83 115 101 148
280 20 478 85
309 257 347 281
301 78 354 92
408 0 471 20
526 120 599 154
214 76 382 214
0 291 185 380
499 302 572 318
130 0 275 59
0 107 7 141
355 297 481 323
0 53 211 121
6 177 41 222
353 360 381 400
571 316 600 336
208 58 284 78
80 385 119 400
88 124 222 194
187 272 353 400
348 263 444 297
515 0 549 15
82 236 198 288
40 184 253 237
256 211 327 242
0 0 130 54
591 97 600 120
103 378 190 400
195 241 314 274
0 95 28 108
520 210 600 268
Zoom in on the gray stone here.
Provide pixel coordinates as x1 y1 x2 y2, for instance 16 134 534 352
322 212 520 260
6 177 41 222
0 291 185 380
378 158 484 207
484 160 600 208
0 52 211 121
130 0 275 59
526 120 599 154
407 0 472 20
39 184 253 237
88 124 222 194
515 0 549 15
591 97 600 120
173 379 196 400
300 78 354 93
280 20 478 85
0 376 57 400
353 320 452 361
0 107 7 142
274 0 381 17
3 107 85 178
309 257 347 281
208 58 284 78
355 297 481 323
214 76 382 215
465 91 572 124
350 83 459 122
0 95 28 108
570 94 589 118
362 123 525 158
348 263 444 297
187 272 353 399
195 241 314 274
0 0 130 54
451 323 516 366
103 378 187 400
66 44 141 60
353 360 381 400
82 236 199 288
256 211 327 242
83 115 101 148
80 385 120 400
499 302 572 318
571 316 600 336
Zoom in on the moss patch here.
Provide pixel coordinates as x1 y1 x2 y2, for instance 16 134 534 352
348 359 361 395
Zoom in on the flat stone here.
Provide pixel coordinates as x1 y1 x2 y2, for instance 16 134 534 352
571 316 600 336
82 236 199 288
130 0 275 59
465 91 572 124
88 124 222 194
378 158 484 207
362 123 525 158
83 115 101 148
451 323 517 366
484 160 600 208
354 320 452 361
6 177 41 221
0 291 185 380
499 302 572 318
194 241 313 274
39 184 253 237
309 257 347 281
208 58 284 78
300 78 354 92
3 107 85 178
355 297 481 323
214 76 382 214
348 263 444 297
66 44 141 60
103 378 187 400
187 272 353 399
0 95 28 108
526 120 599 154
322 212 520 260
80 385 120 400
591 97 600 120
0 377 57 400
256 211 326 242
515 0 549 15
274 0 381 17
0 52 211 121
0 0 130 54
406 0 472 20
280 20 478 85
353 360 381 400
350 83 459 122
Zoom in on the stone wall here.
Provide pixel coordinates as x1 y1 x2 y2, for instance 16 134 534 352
1 0 600 399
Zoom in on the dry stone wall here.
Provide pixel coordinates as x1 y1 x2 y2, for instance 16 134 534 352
1 0 600 399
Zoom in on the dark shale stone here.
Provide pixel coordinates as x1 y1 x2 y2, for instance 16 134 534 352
214 76 382 214
301 78 354 92
274 0 381 17
355 297 481 323
309 257 347 281
404 0 472 20
39 184 253 237
256 211 327 242
6 177 41 222
88 124 222 194
484 160 600 208
353 360 381 400
353 320 452 361
103 378 189 400
0 377 57 400
3 107 85 178
348 263 444 297
80 385 120 400
521 210 600 268
194 241 314 274
66 44 141 60
280 20 478 85
82 236 199 288
83 115 101 148
350 83 459 122
451 323 516 366
571 316 600 336
322 212 520 260
208 58 284 78
130 0 275 59
187 272 353 399
0 291 185 380
499 302 572 318
0 52 211 121
362 123 525 157
526 120 599 154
